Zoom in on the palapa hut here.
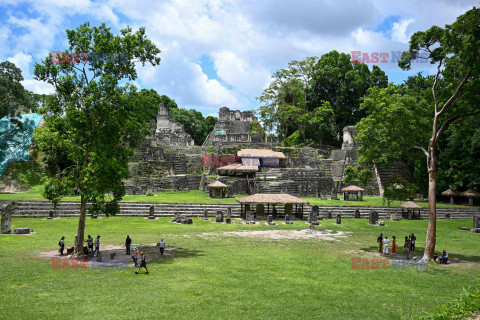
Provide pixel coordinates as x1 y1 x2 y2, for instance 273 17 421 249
236 193 309 220
217 164 258 195
207 181 228 198
341 185 365 201
237 149 286 168
441 189 460 205
459 189 480 206
399 201 422 220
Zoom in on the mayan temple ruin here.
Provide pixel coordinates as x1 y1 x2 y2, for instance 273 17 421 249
124 106 413 197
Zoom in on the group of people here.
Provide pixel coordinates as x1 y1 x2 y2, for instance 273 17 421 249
434 250 449 264
376 233 417 259
58 234 167 274
58 234 101 256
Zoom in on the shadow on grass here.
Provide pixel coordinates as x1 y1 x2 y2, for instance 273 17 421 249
148 247 205 266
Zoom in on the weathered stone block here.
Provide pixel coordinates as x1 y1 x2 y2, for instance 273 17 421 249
1 204 12 234
336 214 341 224
216 211 224 223
14 228 30 234
354 209 360 219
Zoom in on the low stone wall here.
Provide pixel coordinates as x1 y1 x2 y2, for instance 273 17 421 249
7 200 479 220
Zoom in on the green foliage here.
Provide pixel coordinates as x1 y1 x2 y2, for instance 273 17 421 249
169 107 217 145
0 61 36 124
310 51 388 145
249 120 264 135
258 52 387 147
383 176 418 207
33 22 161 216
343 165 373 186
411 279 480 320
356 84 431 168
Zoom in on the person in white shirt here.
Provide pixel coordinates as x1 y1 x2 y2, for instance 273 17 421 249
383 236 390 255
135 252 149 274
159 238 165 256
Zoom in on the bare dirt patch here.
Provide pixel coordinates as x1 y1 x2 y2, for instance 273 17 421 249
37 243 175 266
202 229 350 241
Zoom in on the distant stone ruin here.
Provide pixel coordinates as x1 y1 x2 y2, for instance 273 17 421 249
149 104 194 147
203 107 276 147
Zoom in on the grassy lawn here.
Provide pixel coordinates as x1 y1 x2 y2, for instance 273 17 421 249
0 217 479 319
0 186 474 208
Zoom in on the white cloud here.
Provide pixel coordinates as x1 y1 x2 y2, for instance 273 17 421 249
212 51 271 96
391 18 414 44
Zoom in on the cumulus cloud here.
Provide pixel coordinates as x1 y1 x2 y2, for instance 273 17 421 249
1 0 477 114
391 18 414 44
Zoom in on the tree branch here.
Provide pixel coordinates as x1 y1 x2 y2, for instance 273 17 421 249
409 146 429 158
435 114 461 143
437 70 471 116
432 59 443 113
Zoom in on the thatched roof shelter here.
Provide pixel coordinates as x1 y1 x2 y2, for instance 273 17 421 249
207 181 228 198
459 189 480 198
460 189 480 206
441 189 461 205
399 201 422 209
399 201 422 220
441 189 460 197
341 185 365 201
236 193 309 205
217 164 258 173
340 185 365 192
237 149 286 159
207 181 227 188
236 193 308 220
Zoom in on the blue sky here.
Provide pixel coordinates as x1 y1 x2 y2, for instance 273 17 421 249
0 0 476 116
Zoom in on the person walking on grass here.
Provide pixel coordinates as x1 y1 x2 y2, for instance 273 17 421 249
392 236 396 254
159 238 165 256
404 236 411 260
135 252 149 274
125 235 132 255
59 237 65 256
132 248 139 267
94 235 100 256
377 234 383 253
383 236 390 255
86 235 94 254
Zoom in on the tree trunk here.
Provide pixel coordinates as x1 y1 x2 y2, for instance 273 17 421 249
75 194 87 256
422 146 437 262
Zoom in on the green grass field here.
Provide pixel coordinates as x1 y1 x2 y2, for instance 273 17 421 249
0 186 473 208
1 217 479 319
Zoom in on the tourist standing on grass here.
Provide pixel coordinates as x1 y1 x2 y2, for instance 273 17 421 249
135 252 149 274
86 235 94 253
392 236 396 254
125 235 132 255
94 235 100 256
410 233 416 251
377 234 383 253
74 235 78 247
59 237 65 255
383 236 390 255
404 237 411 259
132 248 139 267
159 238 165 255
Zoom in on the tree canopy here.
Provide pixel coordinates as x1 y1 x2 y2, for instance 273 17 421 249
33 22 161 255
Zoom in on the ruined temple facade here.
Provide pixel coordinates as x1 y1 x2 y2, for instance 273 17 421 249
125 106 412 197
149 104 194 147
203 107 276 147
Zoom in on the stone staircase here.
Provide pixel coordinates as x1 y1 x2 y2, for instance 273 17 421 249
376 160 414 187
10 200 479 220
169 154 187 174
322 159 333 178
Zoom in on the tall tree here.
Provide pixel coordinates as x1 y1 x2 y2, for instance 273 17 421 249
310 51 388 144
33 23 161 256
258 56 334 146
358 7 480 261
